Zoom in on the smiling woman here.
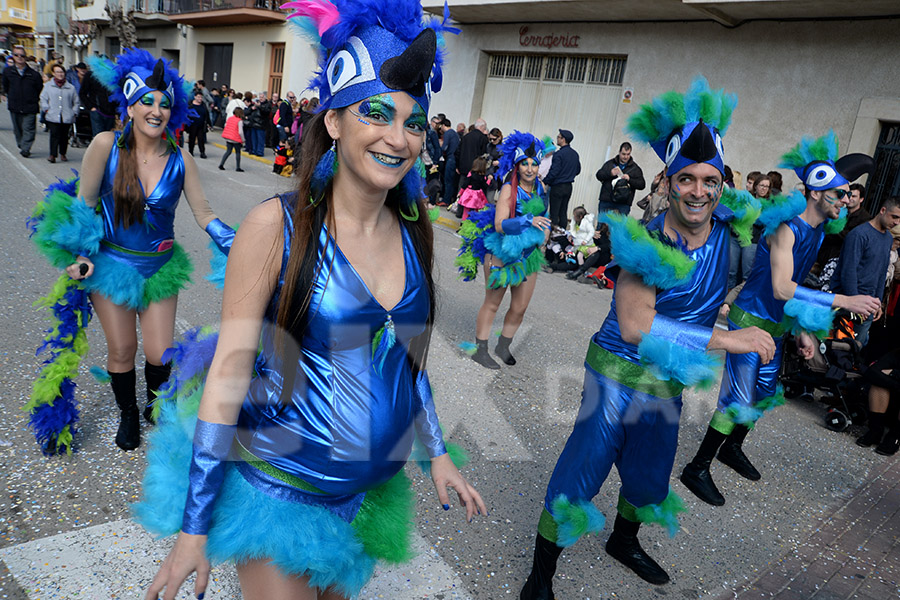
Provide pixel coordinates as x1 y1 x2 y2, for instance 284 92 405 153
132 2 485 600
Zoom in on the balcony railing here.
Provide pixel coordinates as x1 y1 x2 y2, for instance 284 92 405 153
164 0 284 14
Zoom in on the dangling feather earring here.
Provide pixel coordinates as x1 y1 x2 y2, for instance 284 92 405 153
311 140 338 200
398 158 425 220
117 120 133 149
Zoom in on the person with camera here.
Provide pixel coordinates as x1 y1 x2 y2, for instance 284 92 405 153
596 141 646 215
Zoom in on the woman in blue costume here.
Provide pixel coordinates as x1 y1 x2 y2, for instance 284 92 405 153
27 49 234 454
457 131 551 369
136 2 486 599
519 78 776 599
680 132 880 507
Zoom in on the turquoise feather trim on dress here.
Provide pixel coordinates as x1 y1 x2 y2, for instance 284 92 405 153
638 332 721 388
633 490 687 538
758 191 807 237
601 213 696 290
782 297 836 340
549 494 606 548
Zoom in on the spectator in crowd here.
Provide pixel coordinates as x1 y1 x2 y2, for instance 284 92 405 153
831 196 900 347
543 129 582 228
2 46 43 157
456 121 466 137
295 96 317 147
457 156 492 220
728 174 771 289
767 170 783 196
256 90 271 147
195 79 214 113
39 63 79 163
79 64 119 137
855 347 900 455
595 141 645 216
275 90 295 142
818 183 873 290
457 118 489 190
186 91 209 158
566 222 613 283
244 92 266 157
426 115 442 178
66 62 87 94
486 127 503 194
636 168 669 223
42 52 64 80
224 89 242 127
219 106 245 172
723 165 735 188
543 205 595 274
439 117 460 206
209 87 222 129
744 170 761 192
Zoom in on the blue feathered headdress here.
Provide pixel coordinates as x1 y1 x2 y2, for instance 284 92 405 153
625 76 737 177
283 0 460 112
87 48 195 133
778 130 875 192
498 131 545 179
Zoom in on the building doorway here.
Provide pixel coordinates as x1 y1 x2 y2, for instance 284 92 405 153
268 42 285 99
202 43 233 90
868 122 900 213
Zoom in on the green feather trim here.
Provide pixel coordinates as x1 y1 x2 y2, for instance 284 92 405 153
603 213 697 289
351 470 416 563
427 206 440 223
142 243 193 307
523 247 546 276
520 193 547 217
825 215 847 234
547 495 605 547
629 490 687 538
718 187 762 247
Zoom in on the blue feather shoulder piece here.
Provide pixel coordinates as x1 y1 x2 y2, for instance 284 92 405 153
758 191 807 238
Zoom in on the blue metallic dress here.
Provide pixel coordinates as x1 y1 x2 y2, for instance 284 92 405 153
134 195 449 596
539 209 732 544
78 131 193 310
714 216 825 429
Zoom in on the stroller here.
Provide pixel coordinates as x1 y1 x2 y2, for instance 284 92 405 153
69 103 93 148
780 312 868 432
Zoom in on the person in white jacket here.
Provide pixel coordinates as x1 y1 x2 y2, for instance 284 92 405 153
568 206 595 252
39 63 79 162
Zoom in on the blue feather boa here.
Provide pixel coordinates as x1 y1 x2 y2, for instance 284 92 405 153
759 191 807 238
601 213 697 290
782 297 836 339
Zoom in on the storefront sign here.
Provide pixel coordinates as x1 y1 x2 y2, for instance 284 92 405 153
518 26 580 50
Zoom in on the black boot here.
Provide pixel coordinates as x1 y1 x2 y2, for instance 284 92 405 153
565 265 586 280
495 335 517 366
520 534 563 600
143 361 172 424
856 412 885 447
875 422 900 456
680 426 727 506
605 515 669 585
717 424 761 481
110 369 140 451
471 338 500 370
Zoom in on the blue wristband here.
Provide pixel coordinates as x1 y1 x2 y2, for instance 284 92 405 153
182 419 236 535
649 313 714 351
792 285 834 309
413 370 447 459
205 218 235 256
500 214 533 235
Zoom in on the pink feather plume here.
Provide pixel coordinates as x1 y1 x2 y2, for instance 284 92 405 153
281 0 341 36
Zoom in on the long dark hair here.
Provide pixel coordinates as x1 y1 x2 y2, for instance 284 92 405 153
112 124 146 229
275 110 436 375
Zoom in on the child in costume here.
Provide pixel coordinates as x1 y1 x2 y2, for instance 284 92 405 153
26 48 235 455
137 3 485 599
457 131 552 369
457 155 492 219
519 78 774 598
680 132 881 507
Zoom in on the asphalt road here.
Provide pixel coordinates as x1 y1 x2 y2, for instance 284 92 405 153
0 120 892 599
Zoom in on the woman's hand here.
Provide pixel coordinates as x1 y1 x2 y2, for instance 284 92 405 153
65 256 93 280
145 533 210 600
430 453 487 522
531 216 551 231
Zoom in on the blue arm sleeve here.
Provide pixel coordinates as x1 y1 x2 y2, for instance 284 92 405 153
792 285 835 309
413 370 447 459
649 313 714 351
205 218 235 256
182 419 237 535
500 213 534 235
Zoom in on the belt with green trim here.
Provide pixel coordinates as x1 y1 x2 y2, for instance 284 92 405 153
234 438 326 495
730 304 785 337
585 341 684 399
101 239 173 257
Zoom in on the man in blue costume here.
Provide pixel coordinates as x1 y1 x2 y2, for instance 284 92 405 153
520 78 775 598
680 132 881 507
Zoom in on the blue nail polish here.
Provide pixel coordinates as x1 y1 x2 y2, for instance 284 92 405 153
197 593 205 600
442 504 450 511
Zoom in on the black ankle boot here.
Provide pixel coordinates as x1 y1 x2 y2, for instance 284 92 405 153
717 424 761 480
110 369 139 451
471 338 500 370
144 361 172 424
680 426 728 506
605 515 669 585
495 335 516 365
565 266 586 280
857 412 886 447
520 534 562 600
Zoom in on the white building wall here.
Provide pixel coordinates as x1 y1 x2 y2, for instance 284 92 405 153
433 18 900 190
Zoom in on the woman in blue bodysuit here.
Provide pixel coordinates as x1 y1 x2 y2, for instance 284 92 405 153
27 49 234 455
457 131 551 369
136 2 486 599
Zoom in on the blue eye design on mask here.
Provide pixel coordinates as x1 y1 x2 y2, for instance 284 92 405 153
326 36 376 97
665 134 682 168
806 163 838 189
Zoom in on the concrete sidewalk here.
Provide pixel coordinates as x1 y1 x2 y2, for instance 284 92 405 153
719 455 900 600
